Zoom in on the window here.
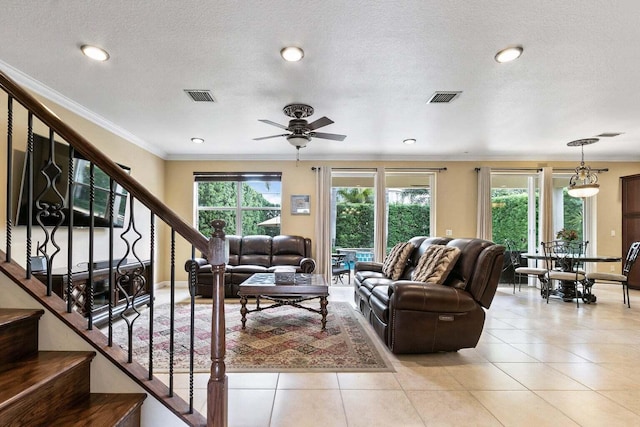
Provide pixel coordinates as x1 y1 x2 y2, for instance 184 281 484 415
385 171 434 250
491 172 539 252
552 173 586 241
194 172 281 237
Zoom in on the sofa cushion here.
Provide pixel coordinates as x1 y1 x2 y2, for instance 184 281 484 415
412 245 461 285
239 235 272 267
271 235 307 266
382 242 415 280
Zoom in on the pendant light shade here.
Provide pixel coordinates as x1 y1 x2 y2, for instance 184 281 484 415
567 138 600 198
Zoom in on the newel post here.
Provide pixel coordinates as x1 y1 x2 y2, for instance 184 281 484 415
207 219 227 427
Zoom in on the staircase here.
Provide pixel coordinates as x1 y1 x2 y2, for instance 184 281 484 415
0 308 146 426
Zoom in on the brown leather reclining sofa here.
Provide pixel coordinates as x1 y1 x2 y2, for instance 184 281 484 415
186 234 316 298
354 237 504 354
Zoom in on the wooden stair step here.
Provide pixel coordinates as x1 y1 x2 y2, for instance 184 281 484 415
0 351 95 426
47 393 147 427
0 308 44 366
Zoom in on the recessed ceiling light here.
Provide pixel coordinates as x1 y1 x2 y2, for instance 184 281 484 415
81 44 110 61
403 138 417 145
191 137 204 144
280 46 304 62
494 46 523 63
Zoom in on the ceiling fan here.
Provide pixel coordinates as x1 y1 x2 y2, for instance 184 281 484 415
254 104 347 152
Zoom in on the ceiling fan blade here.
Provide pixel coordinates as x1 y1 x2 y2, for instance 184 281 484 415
258 119 288 130
306 116 334 131
310 132 347 141
253 133 289 141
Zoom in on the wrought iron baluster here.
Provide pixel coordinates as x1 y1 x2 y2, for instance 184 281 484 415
183 231 195 413
34 130 65 296
66 145 74 313
117 195 146 363
25 113 33 279
188 252 197 414
87 163 95 329
6 96 13 262
148 212 155 380
108 178 115 346
169 228 176 396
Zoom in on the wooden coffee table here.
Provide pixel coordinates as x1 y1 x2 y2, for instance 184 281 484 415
238 273 329 330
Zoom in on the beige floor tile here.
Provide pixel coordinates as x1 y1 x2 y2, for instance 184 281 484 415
336 372 401 389
407 390 501 426
341 390 424 427
438 348 490 365
474 343 540 363
444 363 527 391
597 362 640 383
483 317 518 329
271 389 347 427
227 389 275 427
277 372 339 389
546 363 640 390
393 365 464 391
509 343 589 363
485 329 546 344
153 282 640 425
227 372 279 389
471 390 580 426
556 343 640 364
600 390 640 416
394 352 451 367
535 390 640 427
494 362 589 390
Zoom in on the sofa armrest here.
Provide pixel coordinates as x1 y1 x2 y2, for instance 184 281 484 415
184 257 212 274
355 261 383 273
390 281 477 313
300 257 317 273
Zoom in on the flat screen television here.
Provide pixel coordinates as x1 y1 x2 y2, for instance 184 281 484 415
16 134 130 228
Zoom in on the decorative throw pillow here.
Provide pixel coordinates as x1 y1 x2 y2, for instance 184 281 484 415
382 242 415 280
412 245 461 285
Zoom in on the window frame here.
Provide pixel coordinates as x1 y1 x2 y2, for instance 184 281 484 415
194 172 282 236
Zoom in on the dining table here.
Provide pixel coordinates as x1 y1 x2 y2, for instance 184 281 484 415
521 252 622 303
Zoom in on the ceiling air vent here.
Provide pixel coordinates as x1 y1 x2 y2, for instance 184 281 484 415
427 91 462 104
184 89 216 102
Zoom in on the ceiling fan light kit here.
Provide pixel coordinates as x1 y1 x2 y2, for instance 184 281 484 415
254 103 346 157
287 134 310 148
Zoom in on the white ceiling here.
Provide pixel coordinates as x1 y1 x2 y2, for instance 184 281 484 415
1 1 639 162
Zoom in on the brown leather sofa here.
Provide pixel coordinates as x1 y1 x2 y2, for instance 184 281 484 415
354 237 504 354
186 235 316 298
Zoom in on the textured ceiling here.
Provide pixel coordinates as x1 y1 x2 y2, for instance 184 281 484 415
1 0 639 162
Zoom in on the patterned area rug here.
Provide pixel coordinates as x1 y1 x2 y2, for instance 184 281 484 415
112 301 394 373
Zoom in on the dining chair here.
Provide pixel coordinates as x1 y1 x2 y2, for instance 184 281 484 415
541 240 587 307
585 241 640 308
331 254 350 284
505 240 548 294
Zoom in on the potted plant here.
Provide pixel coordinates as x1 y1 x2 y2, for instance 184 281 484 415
556 228 579 242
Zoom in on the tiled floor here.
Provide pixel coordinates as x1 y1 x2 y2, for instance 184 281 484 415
155 283 640 426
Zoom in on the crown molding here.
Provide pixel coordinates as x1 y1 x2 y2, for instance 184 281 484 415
0 60 167 159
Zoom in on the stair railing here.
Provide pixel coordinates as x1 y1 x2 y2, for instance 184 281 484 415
1 70 226 426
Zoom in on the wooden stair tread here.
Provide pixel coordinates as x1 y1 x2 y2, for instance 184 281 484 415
47 393 147 427
0 308 44 329
0 351 95 406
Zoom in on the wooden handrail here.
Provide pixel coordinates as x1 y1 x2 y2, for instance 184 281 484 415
0 70 211 258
